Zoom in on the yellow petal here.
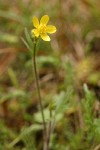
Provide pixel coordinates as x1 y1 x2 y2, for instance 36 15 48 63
46 25 56 33
32 16 39 28
31 29 39 37
40 33 50 41
40 15 49 25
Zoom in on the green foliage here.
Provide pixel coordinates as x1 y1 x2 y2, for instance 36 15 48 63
0 90 28 104
82 84 95 130
22 28 34 54
54 87 73 114
82 84 100 144
0 32 19 44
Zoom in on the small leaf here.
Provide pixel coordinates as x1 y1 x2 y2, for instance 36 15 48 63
34 109 51 123
24 28 33 50
54 87 73 114
21 37 32 54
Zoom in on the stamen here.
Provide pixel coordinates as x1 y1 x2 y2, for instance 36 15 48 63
38 24 47 34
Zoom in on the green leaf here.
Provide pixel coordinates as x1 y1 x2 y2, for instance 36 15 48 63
21 37 32 53
24 28 34 51
34 109 51 123
54 87 73 114
0 32 18 44
0 90 27 104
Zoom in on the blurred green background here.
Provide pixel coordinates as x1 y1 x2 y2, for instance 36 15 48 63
0 0 100 150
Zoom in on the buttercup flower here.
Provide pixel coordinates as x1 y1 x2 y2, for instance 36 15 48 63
31 15 56 41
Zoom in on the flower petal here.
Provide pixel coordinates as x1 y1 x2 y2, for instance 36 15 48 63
31 29 39 37
40 15 49 25
40 33 50 41
32 16 39 28
46 25 56 33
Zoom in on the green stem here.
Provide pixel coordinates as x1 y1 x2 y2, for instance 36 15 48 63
32 39 46 133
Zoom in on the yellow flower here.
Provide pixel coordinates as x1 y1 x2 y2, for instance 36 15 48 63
31 15 56 41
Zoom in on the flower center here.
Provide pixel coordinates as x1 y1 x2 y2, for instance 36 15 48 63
38 24 47 34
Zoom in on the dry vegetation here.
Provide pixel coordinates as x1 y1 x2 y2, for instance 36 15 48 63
0 0 100 150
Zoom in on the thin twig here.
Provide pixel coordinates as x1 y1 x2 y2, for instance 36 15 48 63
93 144 100 150
43 109 53 150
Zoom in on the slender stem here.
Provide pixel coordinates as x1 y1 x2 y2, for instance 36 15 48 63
32 39 46 133
43 109 52 150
